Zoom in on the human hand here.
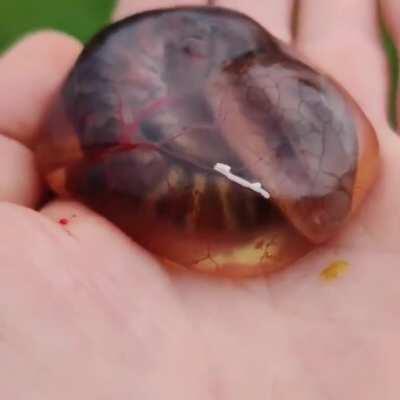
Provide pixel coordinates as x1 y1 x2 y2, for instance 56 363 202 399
0 1 399 398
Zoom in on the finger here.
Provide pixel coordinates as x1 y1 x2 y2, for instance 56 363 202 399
381 0 400 130
0 135 42 206
0 31 82 146
0 32 81 206
295 0 389 130
113 0 205 21
114 0 295 43
380 0 400 39
215 0 295 42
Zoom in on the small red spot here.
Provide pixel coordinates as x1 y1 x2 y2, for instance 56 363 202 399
59 218 69 226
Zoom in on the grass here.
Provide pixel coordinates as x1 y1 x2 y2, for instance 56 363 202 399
0 0 115 51
382 29 399 126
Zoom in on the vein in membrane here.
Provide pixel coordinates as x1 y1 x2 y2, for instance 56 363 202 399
214 163 270 199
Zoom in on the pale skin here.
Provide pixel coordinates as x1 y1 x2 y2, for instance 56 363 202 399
0 0 399 398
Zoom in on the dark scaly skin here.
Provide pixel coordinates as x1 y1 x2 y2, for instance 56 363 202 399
36 7 375 276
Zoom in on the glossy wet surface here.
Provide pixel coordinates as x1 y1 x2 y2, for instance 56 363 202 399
36 7 378 276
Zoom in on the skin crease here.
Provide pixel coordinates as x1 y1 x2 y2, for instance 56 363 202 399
0 0 400 397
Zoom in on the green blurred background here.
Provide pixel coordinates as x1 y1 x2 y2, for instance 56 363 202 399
0 0 398 124
0 0 115 51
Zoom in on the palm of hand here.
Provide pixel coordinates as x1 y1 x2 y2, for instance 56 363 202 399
1 1 400 398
